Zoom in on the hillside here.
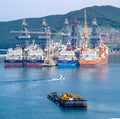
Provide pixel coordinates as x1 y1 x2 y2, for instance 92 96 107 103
0 5 120 49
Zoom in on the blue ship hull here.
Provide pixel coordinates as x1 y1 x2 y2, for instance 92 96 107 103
57 60 79 68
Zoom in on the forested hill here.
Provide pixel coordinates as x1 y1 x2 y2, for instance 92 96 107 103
0 5 120 49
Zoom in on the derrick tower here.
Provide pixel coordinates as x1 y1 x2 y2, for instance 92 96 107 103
17 19 31 50
90 18 100 49
71 16 79 50
62 18 71 45
38 19 51 50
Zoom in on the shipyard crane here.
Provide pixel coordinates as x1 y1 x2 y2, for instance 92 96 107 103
84 9 89 48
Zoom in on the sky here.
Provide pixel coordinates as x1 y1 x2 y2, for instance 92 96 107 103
0 0 120 21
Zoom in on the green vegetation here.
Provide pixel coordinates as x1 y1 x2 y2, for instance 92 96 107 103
0 5 120 49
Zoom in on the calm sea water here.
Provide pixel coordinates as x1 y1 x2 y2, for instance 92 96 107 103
0 61 120 119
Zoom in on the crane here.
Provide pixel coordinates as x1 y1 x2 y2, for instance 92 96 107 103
84 9 89 48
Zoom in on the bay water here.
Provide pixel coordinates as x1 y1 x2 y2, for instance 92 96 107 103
0 61 120 119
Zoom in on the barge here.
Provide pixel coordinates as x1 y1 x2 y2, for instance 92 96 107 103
47 92 87 108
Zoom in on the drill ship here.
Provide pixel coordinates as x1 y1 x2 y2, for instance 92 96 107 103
4 19 44 67
57 18 79 68
79 10 108 67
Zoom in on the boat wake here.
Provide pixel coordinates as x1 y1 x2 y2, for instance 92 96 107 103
0 75 65 86
51 74 65 81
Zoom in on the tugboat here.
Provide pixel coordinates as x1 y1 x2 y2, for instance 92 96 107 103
47 92 87 108
42 57 56 67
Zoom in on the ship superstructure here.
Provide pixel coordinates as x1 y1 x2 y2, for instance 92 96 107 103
57 49 79 67
24 41 44 67
4 47 23 67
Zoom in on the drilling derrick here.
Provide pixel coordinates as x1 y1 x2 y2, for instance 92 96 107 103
10 19 31 60
38 19 51 51
84 9 89 48
17 19 31 50
71 16 79 50
62 18 71 45
90 18 100 49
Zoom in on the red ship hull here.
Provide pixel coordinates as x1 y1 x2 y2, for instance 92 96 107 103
79 57 108 67
4 63 23 67
25 62 43 67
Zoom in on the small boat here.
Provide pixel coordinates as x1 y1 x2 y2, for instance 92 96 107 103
52 74 65 81
57 74 65 80
47 92 87 108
